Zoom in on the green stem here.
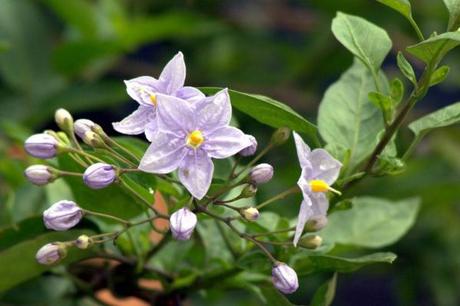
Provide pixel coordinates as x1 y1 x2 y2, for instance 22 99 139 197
250 226 296 238
102 144 137 168
256 186 300 210
234 143 273 178
68 148 104 163
402 132 425 161
84 209 130 225
409 17 425 41
105 137 141 164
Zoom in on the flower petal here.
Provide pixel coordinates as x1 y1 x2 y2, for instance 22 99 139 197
156 94 196 135
292 131 312 169
309 149 342 185
139 131 187 174
125 76 163 106
293 197 313 247
178 150 214 199
159 52 186 94
310 192 329 217
204 126 251 159
195 88 231 132
112 106 155 135
176 86 206 103
144 119 158 142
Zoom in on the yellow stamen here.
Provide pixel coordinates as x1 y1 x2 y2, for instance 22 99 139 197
309 179 341 195
186 130 204 148
150 94 157 106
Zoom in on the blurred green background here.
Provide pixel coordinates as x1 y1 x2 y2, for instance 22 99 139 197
0 0 459 305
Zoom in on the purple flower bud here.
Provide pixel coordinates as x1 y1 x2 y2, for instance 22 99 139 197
170 208 197 240
24 165 54 185
272 263 299 294
75 235 91 249
43 200 83 231
74 119 95 140
239 135 257 156
250 163 274 185
83 163 116 189
242 207 260 221
36 243 66 265
24 133 58 159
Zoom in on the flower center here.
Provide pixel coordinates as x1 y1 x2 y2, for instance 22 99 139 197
186 130 204 148
309 179 341 195
150 94 157 106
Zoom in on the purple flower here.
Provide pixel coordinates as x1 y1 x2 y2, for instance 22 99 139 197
36 243 65 265
292 132 342 246
83 163 116 189
24 165 53 186
24 133 59 159
74 119 95 140
250 163 274 185
112 52 205 141
272 263 299 294
239 135 257 156
170 208 197 240
43 200 83 231
139 89 252 199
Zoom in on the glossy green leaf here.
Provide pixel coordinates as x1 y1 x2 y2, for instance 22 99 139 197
318 60 385 171
429 65 450 87
443 0 460 31
309 252 397 273
397 52 417 85
377 0 412 21
201 87 318 143
311 273 337 306
408 102 460 136
406 31 460 64
331 12 392 70
321 197 420 248
390 78 404 105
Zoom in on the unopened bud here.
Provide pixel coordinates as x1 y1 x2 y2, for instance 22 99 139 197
250 163 274 185
170 208 197 240
298 235 322 249
43 200 83 231
241 207 260 221
272 262 299 294
75 235 91 249
36 242 67 265
82 131 105 148
74 119 95 140
55 108 74 133
239 135 258 156
305 215 328 232
270 127 290 146
24 165 57 186
83 163 116 189
239 184 257 198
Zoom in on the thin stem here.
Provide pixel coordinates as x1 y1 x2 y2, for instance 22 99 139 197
250 226 296 238
84 209 130 225
228 156 240 180
234 143 273 178
70 132 92 164
58 170 83 177
409 17 425 41
402 132 425 161
105 137 141 164
102 144 137 168
68 148 104 163
256 186 300 210
68 152 88 168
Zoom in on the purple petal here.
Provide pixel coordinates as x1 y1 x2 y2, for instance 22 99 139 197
139 131 187 174
144 120 158 142
309 149 342 185
156 94 196 135
310 193 329 217
159 52 186 94
195 88 231 132
112 105 155 135
204 126 251 159
125 76 163 106
178 150 214 200
293 132 312 169
176 86 206 103
293 197 313 247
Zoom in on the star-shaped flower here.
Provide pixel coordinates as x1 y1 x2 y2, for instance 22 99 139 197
292 132 342 246
113 52 204 140
139 89 252 199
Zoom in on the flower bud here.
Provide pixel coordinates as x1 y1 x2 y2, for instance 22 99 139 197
250 163 274 185
36 242 67 265
270 127 290 146
74 119 95 140
305 215 328 232
239 184 257 198
239 135 258 156
55 108 74 132
82 131 105 148
24 165 57 186
298 235 322 249
24 133 59 159
83 163 116 189
272 262 299 294
75 235 92 249
43 200 83 231
241 207 259 221
170 208 197 240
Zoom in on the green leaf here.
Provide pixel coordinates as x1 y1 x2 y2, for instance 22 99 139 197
318 60 385 171
406 31 460 64
429 65 450 86
368 91 393 123
320 197 420 248
443 0 460 31
377 0 412 21
331 12 392 70
311 273 337 306
309 252 397 273
408 102 460 136
0 229 95 292
397 52 417 85
390 78 404 106
201 87 318 143
259 286 296 306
